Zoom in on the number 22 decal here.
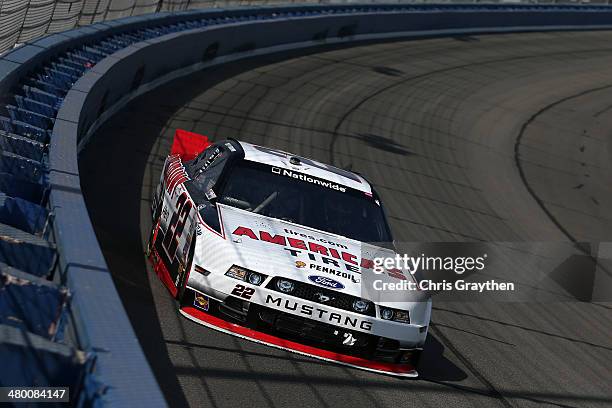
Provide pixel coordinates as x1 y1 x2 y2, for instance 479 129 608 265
231 284 255 300
162 192 192 260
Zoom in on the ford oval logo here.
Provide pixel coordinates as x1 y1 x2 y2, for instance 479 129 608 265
308 275 345 290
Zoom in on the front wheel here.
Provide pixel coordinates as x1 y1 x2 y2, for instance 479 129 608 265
175 238 196 301
406 349 422 369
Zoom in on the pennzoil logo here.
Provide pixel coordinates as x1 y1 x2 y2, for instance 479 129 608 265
194 293 210 311
295 261 307 268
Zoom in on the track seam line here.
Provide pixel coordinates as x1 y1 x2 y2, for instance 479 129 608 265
328 45 612 166
428 322 514 408
514 83 612 245
513 83 612 282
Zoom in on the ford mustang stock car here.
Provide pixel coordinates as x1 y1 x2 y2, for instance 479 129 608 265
147 129 432 377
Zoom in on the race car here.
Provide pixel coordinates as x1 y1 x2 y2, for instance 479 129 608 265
147 129 431 377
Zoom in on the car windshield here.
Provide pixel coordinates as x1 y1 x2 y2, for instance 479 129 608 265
217 161 392 243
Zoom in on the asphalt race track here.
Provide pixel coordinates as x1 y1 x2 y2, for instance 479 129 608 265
80 31 612 407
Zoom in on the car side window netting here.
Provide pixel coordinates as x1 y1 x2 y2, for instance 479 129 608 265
189 144 229 194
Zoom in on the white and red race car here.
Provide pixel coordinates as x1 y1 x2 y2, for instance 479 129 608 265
147 129 431 377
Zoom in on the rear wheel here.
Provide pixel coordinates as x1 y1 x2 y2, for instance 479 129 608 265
145 220 158 257
147 186 164 256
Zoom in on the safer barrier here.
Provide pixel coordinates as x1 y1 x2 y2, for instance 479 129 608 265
2 3 612 406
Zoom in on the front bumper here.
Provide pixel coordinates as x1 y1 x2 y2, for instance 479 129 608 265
188 272 429 345
180 284 424 377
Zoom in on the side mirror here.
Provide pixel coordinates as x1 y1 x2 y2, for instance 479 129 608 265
205 189 217 201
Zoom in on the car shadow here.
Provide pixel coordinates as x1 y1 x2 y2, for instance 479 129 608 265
417 332 468 382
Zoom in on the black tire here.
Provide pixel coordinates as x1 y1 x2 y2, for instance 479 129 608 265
410 350 423 369
145 220 158 258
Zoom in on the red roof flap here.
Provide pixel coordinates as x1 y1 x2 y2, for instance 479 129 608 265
171 129 212 161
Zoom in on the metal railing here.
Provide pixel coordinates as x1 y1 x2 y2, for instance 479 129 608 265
2 0 611 54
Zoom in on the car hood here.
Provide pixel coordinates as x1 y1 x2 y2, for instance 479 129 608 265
215 204 414 301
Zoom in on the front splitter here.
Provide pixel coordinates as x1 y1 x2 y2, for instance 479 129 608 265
180 305 418 377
